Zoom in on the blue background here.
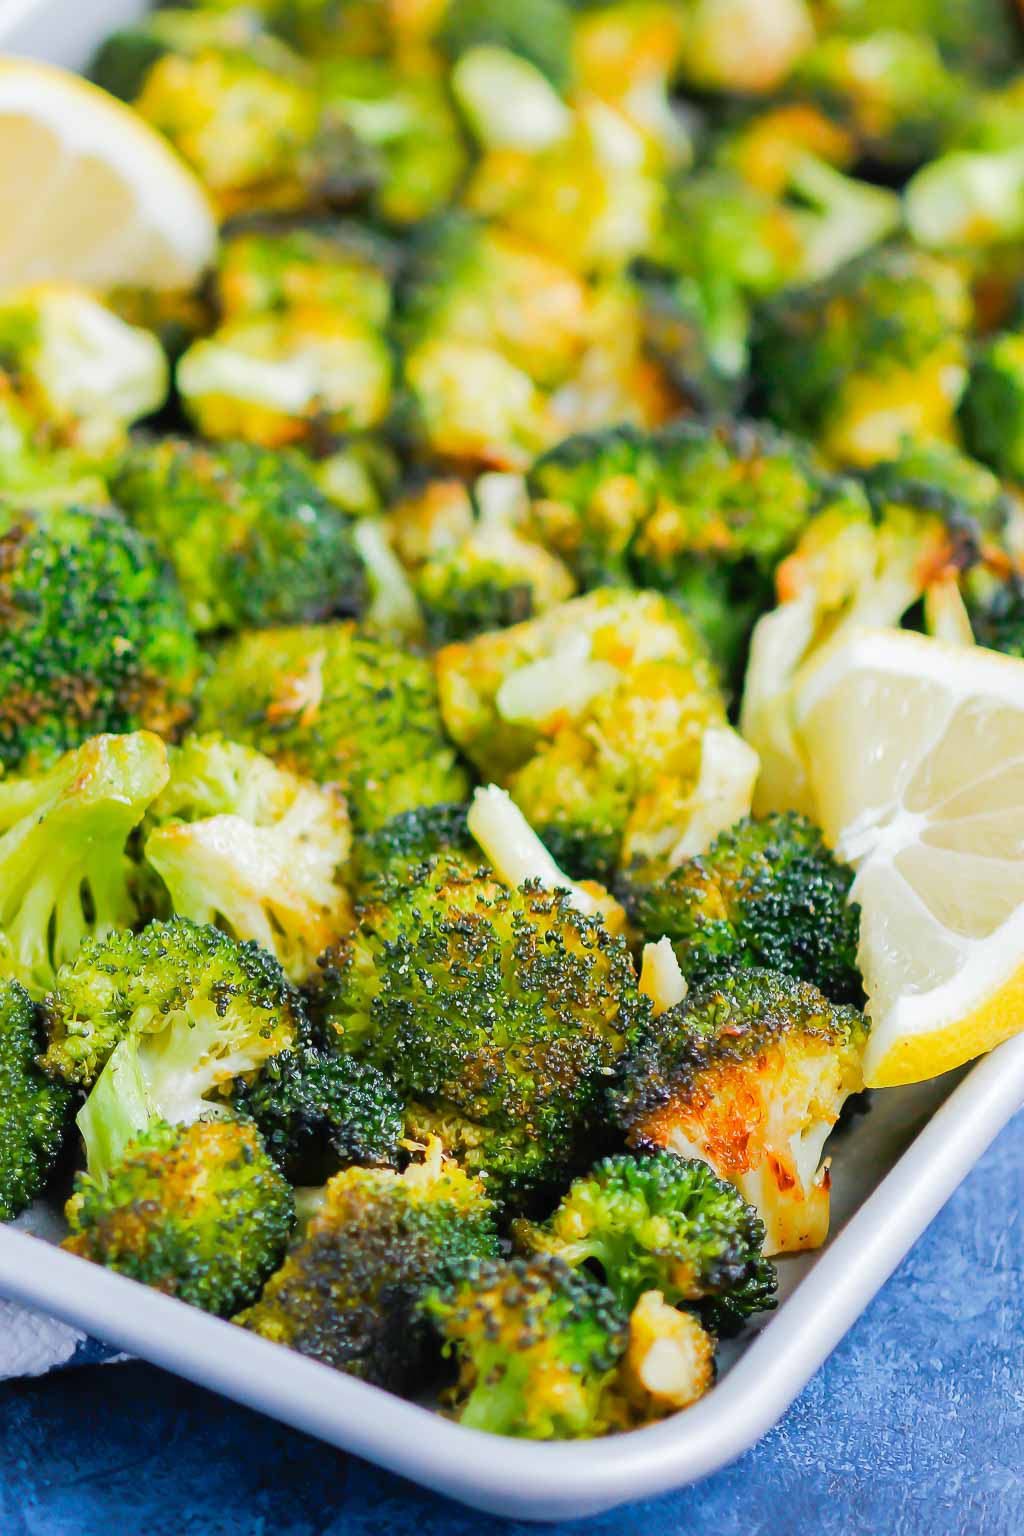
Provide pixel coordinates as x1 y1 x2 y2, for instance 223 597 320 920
2 1113 1021 1536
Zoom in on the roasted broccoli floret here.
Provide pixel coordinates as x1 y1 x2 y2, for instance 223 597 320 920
422 1254 629 1439
614 968 868 1255
312 847 646 1198
63 1117 293 1316
435 587 728 880
675 0 814 95
624 812 862 1004
198 623 468 828
143 735 353 982
0 283 168 456
960 333 1024 482
111 438 365 633
236 1138 500 1391
215 221 396 325
350 800 476 897
607 1289 716 1426
751 247 971 467
812 0 1021 81
513 1151 777 1335
439 0 573 85
0 733 169 996
0 979 71 1220
965 566 1024 658
40 915 302 1094
230 1041 404 1183
0 502 199 773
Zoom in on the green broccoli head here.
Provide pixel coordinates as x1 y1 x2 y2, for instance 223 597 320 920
236 1138 500 1391
198 622 469 829
813 0 1021 80
40 916 303 1096
312 856 647 1198
751 246 971 467
143 734 353 983
0 979 71 1221
63 1117 294 1316
230 1041 405 1184
215 220 396 326
111 438 366 633
422 1254 629 1439
0 732 169 996
965 568 1024 658
960 333 1024 483
513 1151 777 1335
351 800 476 898
624 812 863 1005
614 967 868 1256
0 502 199 773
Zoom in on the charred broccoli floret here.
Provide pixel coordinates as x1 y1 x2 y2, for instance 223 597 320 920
111 438 366 633
608 1289 716 1426
40 915 302 1094
198 623 468 828
350 800 476 897
960 333 1024 483
624 812 862 1004
230 1041 404 1183
751 246 971 467
63 1117 293 1316
513 1151 777 1335
0 979 71 1220
0 733 169 996
312 853 646 1198
143 735 353 982
0 502 199 773
435 587 728 880
236 1139 500 1391
614 968 868 1255
422 1254 629 1439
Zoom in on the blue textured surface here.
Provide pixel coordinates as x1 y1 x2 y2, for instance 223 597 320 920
2 1113 1021 1536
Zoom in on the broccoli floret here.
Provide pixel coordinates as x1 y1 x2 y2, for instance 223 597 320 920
813 0 1021 80
422 1254 629 1439
606 1289 716 1426
0 979 71 1220
513 1151 777 1335
215 221 396 326
675 0 814 95
143 735 353 982
198 623 468 829
0 733 169 996
351 800 476 897
439 0 573 86
613 968 868 1255
63 1117 293 1316
435 587 725 880
40 916 302 1094
236 1138 500 1391
0 502 199 773
312 852 646 1198
624 812 863 1005
751 246 971 467
111 438 366 633
230 1041 404 1183
960 333 1024 482
965 567 1024 658
0 284 168 457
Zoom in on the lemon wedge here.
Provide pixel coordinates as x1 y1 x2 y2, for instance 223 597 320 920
795 628 1024 1088
0 59 216 291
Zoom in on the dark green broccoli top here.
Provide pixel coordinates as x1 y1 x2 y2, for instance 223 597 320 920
0 979 71 1221
624 812 863 1004
0 502 198 772
111 437 366 633
63 1118 294 1317
351 800 476 897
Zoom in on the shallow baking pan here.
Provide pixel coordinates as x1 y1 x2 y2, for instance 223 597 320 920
2 0 1024 1518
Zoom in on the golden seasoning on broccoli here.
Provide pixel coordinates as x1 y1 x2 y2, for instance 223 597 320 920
143 735 354 982
215 221 396 324
614 968 867 1255
751 246 971 467
606 1290 716 1426
513 1151 777 1335
0 502 199 774
111 438 366 632
0 733 169 996
236 1138 500 1391
40 915 302 1096
422 1254 630 1439
623 811 863 1005
0 978 71 1221
198 622 469 828
436 587 726 880
63 1118 294 1317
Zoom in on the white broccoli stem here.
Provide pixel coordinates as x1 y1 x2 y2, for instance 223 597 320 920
467 784 602 916
639 938 688 1016
666 726 760 869
352 517 423 635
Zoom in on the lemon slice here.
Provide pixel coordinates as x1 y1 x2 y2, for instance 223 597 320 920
795 628 1024 1088
0 59 216 291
